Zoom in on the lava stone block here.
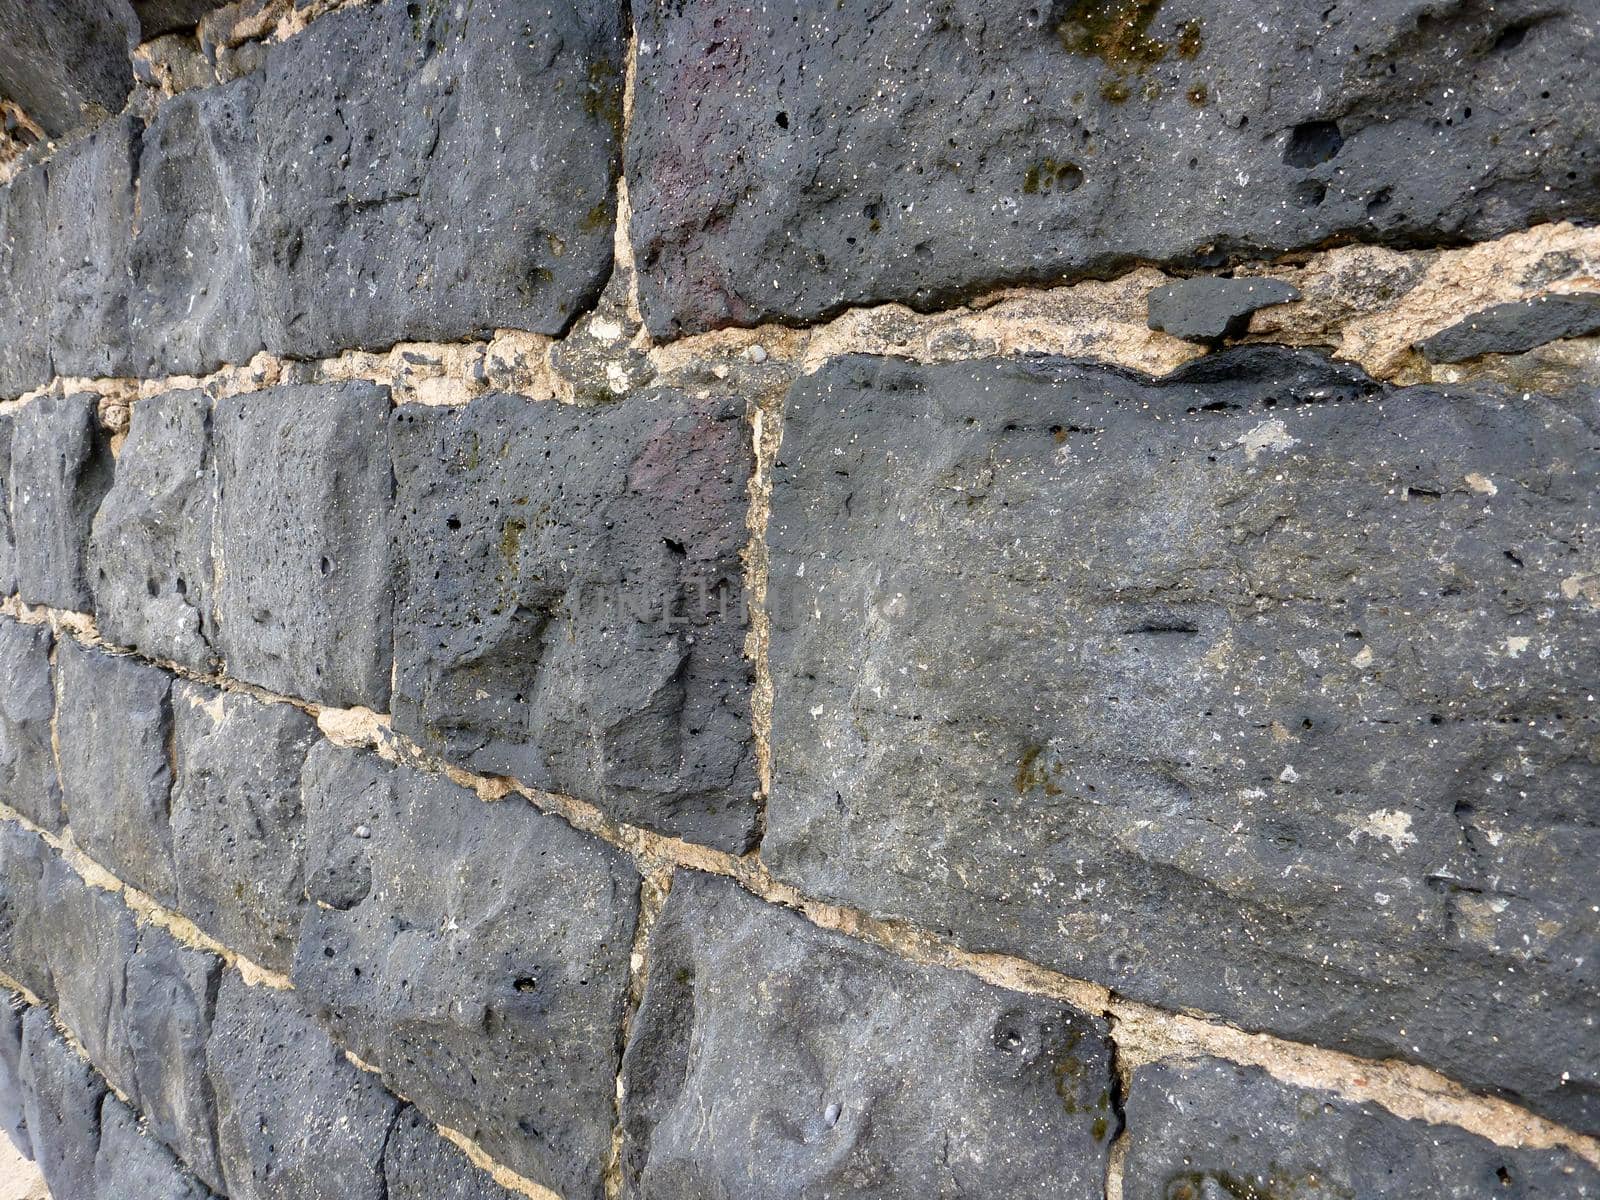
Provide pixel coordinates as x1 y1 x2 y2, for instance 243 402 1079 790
213 382 393 709
249 0 623 359
88 388 217 671
207 974 400 1200
1418 293 1600 364
1122 1057 1600 1199
0 0 135 139
294 742 639 1200
95 1095 218 1200
0 993 29 1160
170 682 318 971
0 166 51 398
629 0 1600 337
129 77 265 378
618 870 1116 1199
55 640 177 903
0 414 15 593
8 392 114 611
20 1007 105 1200
0 824 55 1004
383 1106 521 1200
134 0 232 38
765 349 1600 1132
125 923 225 1193
390 390 758 850
45 113 139 379
0 621 62 831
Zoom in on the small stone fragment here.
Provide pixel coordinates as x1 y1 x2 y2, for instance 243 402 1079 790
1146 276 1301 341
1417 293 1600 363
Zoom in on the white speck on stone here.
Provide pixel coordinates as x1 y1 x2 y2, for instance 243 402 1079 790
1239 418 1298 462
1464 472 1497 496
1351 809 1417 851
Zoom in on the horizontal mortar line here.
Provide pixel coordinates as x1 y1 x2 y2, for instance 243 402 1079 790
5 602 1596 1163
0 812 571 1200
2 222 1596 413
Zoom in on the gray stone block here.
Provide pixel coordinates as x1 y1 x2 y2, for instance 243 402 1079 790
0 0 136 139
171 682 318 971
124 920 225 1193
249 0 622 359
213 381 393 709
0 825 55 1004
8 392 115 612
0 414 15 594
1122 1057 1600 1200
20 1006 105 1200
87 388 217 672
134 0 230 38
45 114 139 379
629 0 1600 337
95 1095 218 1200
37 849 139 1100
129 78 264 378
294 742 639 1200
764 349 1600 1132
0 621 62 831
207 973 400 1200
383 1106 520 1200
390 390 758 851
0 167 51 398
1146 276 1300 342
55 640 177 903
1418 293 1600 364
618 870 1116 1200
0 993 31 1161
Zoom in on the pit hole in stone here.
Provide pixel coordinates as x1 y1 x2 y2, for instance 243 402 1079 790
1283 120 1344 167
514 977 538 993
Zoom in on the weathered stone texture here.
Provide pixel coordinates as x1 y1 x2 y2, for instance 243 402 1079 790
129 77 264 379
170 683 318 972
619 871 1117 1199
390 390 758 850
207 973 400 1200
765 350 1600 1131
0 0 136 139
249 0 622 359
45 114 139 379
0 825 56 1004
0 414 15 594
88 387 217 672
213 382 392 709
294 742 639 1200
56 640 178 903
0 167 51 397
1122 1057 1600 1199
19 1006 105 1200
8 392 115 610
383 1106 520 1200
0 621 62 832
629 0 1600 337
0 994 29 1160
95 1095 218 1200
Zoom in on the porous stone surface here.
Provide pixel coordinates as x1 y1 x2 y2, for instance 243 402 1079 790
207 973 400 1200
130 78 264 378
765 349 1600 1131
8 392 115 610
0 0 136 139
294 742 639 1200
88 387 217 672
390 389 758 850
1418 292 1600 363
1122 1057 1600 1199
383 1106 520 1200
0 167 51 397
213 381 392 709
19 1006 105 1200
629 0 1600 337
248 0 623 359
618 870 1117 1199
0 621 62 832
1146 275 1300 341
55 639 178 903
0 825 56 1004
170 682 318 972
95 1095 218 1200
44 114 140 379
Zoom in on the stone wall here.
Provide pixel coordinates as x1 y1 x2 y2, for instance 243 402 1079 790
0 1 1598 1198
